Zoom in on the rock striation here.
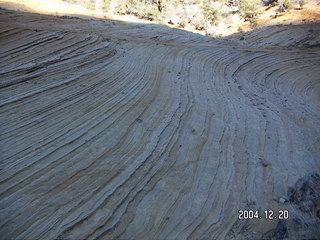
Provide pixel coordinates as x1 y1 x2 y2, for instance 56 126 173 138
0 7 319 239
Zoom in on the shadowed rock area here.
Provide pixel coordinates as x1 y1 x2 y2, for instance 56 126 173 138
0 7 319 240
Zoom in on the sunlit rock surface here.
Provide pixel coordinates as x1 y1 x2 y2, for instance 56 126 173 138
0 8 319 239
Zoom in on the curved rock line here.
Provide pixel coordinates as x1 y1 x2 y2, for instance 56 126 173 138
0 8 319 239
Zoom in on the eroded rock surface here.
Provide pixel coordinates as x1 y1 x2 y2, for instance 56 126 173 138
0 8 319 240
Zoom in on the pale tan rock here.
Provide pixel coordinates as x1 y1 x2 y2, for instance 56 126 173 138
0 6 319 240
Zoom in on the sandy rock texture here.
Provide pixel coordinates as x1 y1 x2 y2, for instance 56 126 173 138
0 7 319 240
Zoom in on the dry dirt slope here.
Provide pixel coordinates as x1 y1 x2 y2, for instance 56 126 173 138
0 7 320 240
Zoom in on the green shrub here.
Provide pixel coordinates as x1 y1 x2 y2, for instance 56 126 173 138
102 0 111 12
172 0 180 7
86 1 95 10
114 0 162 20
239 0 261 19
115 5 125 14
283 0 294 10
271 1 278 7
299 0 306 8
137 5 160 21
202 1 221 26
115 0 138 15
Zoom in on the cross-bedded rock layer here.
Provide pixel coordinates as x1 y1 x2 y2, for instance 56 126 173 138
0 8 319 239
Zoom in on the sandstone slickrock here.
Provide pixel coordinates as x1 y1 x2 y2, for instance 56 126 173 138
0 7 320 240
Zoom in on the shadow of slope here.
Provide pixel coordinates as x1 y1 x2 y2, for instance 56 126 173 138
0 5 221 46
1 4 320 51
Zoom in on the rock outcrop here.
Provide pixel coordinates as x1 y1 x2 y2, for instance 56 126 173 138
288 173 320 217
0 7 319 240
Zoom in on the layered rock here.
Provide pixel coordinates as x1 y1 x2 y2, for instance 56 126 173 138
0 7 319 239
